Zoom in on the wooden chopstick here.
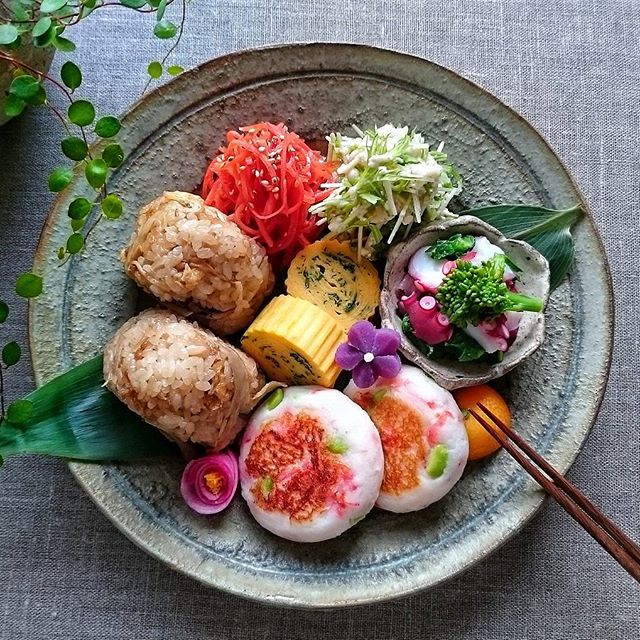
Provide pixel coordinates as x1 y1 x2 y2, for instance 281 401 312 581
468 403 640 583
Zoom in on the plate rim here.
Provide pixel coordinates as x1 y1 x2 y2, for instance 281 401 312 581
28 42 615 608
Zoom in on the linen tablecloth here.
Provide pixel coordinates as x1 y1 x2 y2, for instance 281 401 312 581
0 1 638 638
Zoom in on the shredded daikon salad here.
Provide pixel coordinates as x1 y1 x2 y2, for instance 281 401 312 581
310 124 462 258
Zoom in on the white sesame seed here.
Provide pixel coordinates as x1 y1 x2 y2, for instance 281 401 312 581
258 146 266 152
273 187 280 192
261 180 270 187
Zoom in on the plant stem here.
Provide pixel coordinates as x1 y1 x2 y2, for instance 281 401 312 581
506 292 544 313
142 0 187 94
0 53 74 104
45 101 72 136
0 364 5 421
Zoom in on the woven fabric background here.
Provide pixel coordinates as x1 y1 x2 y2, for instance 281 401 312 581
0 1 638 638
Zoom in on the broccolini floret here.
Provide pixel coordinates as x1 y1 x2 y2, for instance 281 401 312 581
436 255 543 327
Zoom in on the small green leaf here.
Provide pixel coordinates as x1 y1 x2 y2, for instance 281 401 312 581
40 0 68 12
3 94 26 118
154 19 177 39
53 35 76 52
119 0 146 6
33 24 56 48
0 24 19 45
101 194 123 220
85 159 108 189
15 273 43 299
0 301 8 324
68 197 92 220
48 167 73 192
58 246 66 260
6 399 34 425
66 233 84 254
94 116 121 138
147 61 163 79
60 61 82 90
102 144 124 168
146 0 161 7
82 0 98 8
2 342 21 367
265 388 284 410
24 85 46 107
68 100 95 127
9 75 40 100
61 136 88 161
167 65 184 76
70 218 85 232
32 17 52 38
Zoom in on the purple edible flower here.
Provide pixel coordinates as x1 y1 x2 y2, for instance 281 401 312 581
335 320 402 388
180 449 238 515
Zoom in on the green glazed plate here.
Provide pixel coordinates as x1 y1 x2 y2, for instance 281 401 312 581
29 44 613 607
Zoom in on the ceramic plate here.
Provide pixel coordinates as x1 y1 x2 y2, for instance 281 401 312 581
29 44 613 607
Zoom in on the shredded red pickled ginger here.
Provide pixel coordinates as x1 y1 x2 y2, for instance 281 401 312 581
202 122 335 270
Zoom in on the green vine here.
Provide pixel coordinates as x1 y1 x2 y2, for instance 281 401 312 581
0 0 188 423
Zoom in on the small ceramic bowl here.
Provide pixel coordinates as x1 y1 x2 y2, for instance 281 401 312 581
380 215 550 390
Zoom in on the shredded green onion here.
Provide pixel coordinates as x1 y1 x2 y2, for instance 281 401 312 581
311 124 462 258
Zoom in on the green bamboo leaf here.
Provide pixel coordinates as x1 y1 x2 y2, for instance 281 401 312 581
119 0 146 7
0 356 175 460
459 204 584 290
0 301 8 323
167 65 184 76
6 399 33 425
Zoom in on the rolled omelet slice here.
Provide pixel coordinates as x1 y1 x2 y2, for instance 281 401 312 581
345 365 468 513
239 386 384 542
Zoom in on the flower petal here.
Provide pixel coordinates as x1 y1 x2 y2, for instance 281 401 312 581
335 343 363 370
371 354 402 379
372 327 401 356
348 320 376 353
352 361 377 389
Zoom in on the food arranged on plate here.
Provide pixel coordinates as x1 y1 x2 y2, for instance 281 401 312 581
2 120 586 544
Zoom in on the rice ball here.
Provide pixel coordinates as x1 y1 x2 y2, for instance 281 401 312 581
121 191 274 335
103 308 265 450
345 365 468 513
239 387 384 542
